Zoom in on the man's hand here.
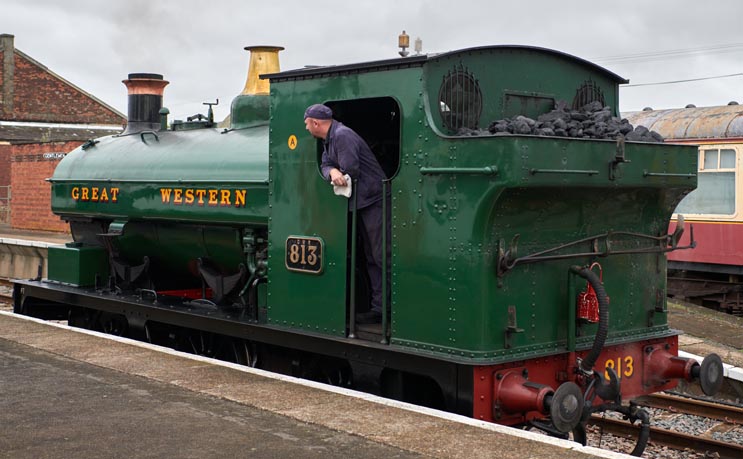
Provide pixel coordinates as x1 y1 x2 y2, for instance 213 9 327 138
329 168 348 187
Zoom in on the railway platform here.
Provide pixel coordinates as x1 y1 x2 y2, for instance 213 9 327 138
0 312 621 459
671 301 743 399
0 227 69 280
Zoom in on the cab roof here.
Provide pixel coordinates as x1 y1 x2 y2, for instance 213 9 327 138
261 45 628 84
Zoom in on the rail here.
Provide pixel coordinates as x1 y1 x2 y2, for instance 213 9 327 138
635 392 743 424
589 393 743 458
590 416 743 458
0 278 13 309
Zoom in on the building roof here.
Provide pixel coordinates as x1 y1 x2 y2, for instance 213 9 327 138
8 47 126 122
0 120 122 144
1 33 125 142
624 104 743 140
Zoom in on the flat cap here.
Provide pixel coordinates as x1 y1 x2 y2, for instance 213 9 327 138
304 104 333 120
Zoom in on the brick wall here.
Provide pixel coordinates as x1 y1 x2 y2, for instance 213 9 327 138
0 144 9 187
0 144 8 225
9 141 78 232
1 36 125 232
8 53 124 124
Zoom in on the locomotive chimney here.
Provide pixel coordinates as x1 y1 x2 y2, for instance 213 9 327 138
230 46 283 129
122 73 169 134
1 34 15 116
241 46 283 96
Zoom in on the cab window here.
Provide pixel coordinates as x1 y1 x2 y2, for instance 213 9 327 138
675 148 736 215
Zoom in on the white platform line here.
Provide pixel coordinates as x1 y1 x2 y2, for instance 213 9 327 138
0 238 60 248
679 350 742 383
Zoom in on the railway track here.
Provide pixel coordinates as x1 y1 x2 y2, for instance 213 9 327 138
667 276 743 316
589 392 743 458
0 278 13 308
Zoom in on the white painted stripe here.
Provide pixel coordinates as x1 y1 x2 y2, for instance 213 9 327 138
0 310 630 458
679 350 742 382
0 238 60 249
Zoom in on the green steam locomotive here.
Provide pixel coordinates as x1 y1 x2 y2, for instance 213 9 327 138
13 43 723 455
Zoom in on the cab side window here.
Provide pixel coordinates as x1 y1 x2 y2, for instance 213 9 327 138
676 148 736 215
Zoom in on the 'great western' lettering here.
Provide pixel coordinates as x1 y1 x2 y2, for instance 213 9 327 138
71 186 120 203
159 188 247 207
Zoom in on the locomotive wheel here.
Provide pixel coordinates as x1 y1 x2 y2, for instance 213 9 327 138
97 311 128 336
301 356 352 388
322 364 352 387
68 308 97 330
185 330 223 359
180 331 258 367
230 339 258 368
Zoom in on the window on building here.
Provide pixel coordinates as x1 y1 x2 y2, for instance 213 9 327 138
675 148 736 215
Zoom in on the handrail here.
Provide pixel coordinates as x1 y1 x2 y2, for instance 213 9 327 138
348 179 359 339
420 165 498 175
497 221 696 276
643 170 697 178
529 168 599 175
46 178 268 185
381 179 390 344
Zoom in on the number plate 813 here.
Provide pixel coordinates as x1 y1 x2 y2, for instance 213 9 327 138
285 236 323 274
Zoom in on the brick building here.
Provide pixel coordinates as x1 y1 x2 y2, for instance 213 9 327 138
0 33 125 231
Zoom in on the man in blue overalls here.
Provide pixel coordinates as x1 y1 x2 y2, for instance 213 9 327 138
304 104 390 324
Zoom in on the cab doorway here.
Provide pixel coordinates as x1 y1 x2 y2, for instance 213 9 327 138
321 97 401 342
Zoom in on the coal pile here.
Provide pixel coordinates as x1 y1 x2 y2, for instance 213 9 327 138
456 100 664 142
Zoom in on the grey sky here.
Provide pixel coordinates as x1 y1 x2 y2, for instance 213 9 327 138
3 0 743 122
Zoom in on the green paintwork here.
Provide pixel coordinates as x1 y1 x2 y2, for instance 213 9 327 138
48 244 109 287
111 221 245 288
51 124 269 287
389 136 694 360
50 45 697 365
422 46 624 133
230 94 270 129
52 126 269 224
265 46 695 361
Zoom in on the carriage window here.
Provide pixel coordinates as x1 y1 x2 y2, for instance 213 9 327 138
703 150 718 170
675 148 736 215
720 149 736 168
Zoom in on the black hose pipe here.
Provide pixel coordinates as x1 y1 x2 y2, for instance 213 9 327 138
629 408 650 457
587 402 650 456
571 266 610 374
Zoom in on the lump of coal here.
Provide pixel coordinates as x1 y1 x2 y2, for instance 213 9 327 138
456 127 490 136
511 118 533 134
467 100 664 142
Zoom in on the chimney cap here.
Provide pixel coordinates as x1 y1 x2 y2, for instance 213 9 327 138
127 73 164 80
0 34 14 49
244 46 284 52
